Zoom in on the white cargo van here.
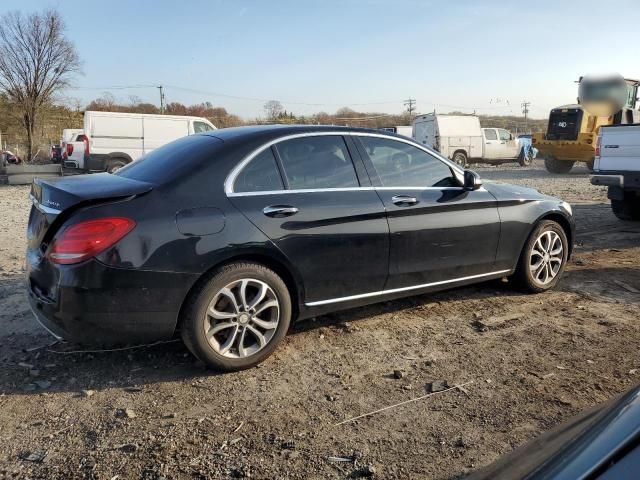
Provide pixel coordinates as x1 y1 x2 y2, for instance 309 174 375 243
65 111 216 173
412 114 529 167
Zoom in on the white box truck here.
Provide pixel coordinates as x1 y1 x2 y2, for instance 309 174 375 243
412 114 530 167
63 111 217 173
590 124 640 220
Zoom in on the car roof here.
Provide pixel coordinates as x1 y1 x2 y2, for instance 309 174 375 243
202 124 403 142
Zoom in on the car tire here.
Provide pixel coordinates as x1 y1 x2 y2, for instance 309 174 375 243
106 158 127 173
453 151 468 168
518 150 533 167
544 156 574 174
514 220 569 293
611 196 640 221
181 262 292 371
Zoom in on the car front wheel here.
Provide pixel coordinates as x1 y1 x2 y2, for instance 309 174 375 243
181 262 292 371
514 220 568 293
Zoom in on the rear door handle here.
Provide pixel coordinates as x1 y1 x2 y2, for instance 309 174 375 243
392 195 418 206
263 205 299 217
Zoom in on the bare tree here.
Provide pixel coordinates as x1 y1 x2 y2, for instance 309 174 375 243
264 100 283 121
0 9 81 161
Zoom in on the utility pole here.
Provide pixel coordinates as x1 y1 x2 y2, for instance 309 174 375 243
158 85 165 114
404 98 416 117
521 100 530 131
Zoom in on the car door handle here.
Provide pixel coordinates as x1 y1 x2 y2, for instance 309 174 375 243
263 205 299 217
392 195 418 206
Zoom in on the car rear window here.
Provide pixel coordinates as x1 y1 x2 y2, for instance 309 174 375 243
234 148 284 192
116 135 222 184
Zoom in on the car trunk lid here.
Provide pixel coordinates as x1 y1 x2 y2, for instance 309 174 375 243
28 173 153 252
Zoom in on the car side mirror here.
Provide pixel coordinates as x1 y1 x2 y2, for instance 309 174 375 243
463 170 482 190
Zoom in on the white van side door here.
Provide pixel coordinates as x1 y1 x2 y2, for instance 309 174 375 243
143 117 189 154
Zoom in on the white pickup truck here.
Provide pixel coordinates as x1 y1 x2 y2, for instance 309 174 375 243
412 114 532 167
590 124 640 220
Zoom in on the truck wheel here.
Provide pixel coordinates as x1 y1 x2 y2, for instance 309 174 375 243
518 150 533 167
106 158 127 174
452 151 468 168
544 157 574 174
611 195 640 221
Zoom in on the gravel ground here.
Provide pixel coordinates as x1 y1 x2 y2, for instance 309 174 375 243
1 159 639 479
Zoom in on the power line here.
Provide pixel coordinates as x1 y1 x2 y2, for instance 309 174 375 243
70 84 546 116
73 84 158 90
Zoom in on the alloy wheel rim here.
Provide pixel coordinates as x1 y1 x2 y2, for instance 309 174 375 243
204 278 280 359
530 230 563 285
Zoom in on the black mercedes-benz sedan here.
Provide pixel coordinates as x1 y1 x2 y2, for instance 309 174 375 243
26 125 574 370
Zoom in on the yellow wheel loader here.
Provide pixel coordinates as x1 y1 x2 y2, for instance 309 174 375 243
533 75 640 174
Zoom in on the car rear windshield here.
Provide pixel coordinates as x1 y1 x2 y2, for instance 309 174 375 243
116 135 222 184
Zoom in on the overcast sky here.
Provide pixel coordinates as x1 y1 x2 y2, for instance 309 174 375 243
5 0 640 119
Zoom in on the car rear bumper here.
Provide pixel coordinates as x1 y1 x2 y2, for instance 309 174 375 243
26 257 199 345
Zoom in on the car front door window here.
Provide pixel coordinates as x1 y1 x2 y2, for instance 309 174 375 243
193 121 213 133
498 129 511 141
358 136 456 188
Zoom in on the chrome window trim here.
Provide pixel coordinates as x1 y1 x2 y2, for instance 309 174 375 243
227 185 473 197
224 131 465 195
305 269 511 307
29 194 62 215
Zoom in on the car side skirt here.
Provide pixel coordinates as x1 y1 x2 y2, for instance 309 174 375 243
305 269 512 307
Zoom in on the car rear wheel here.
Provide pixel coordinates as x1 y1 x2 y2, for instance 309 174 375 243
514 220 568 293
544 156 574 174
181 262 292 371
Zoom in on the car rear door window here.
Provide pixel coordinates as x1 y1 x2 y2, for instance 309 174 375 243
276 136 359 189
358 136 455 187
484 129 497 140
234 148 284 192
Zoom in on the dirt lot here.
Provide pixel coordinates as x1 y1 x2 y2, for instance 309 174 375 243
1 160 639 479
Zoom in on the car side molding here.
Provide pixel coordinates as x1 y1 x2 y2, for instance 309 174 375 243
305 269 511 306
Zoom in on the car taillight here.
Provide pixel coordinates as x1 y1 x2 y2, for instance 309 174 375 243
66 143 74 156
79 134 90 159
48 217 136 264
595 135 601 157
